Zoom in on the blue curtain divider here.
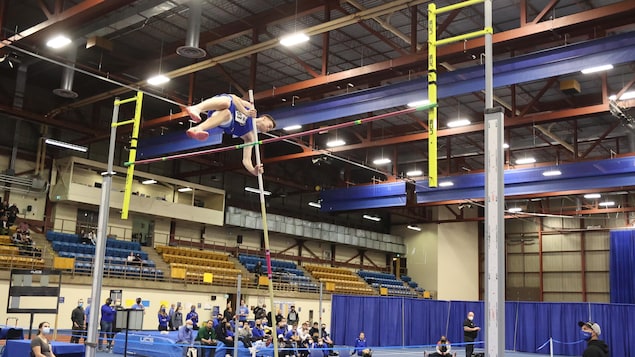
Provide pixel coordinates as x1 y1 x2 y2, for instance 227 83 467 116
331 296 632 356
610 229 635 304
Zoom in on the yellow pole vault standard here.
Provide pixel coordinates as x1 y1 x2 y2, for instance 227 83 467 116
428 0 493 188
114 91 144 220
248 89 279 357
428 3 438 188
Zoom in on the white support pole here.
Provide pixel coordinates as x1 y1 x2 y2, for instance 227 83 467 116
319 282 323 325
235 275 242 357
549 337 554 357
84 99 119 357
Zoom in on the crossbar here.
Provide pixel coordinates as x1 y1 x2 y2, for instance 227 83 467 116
434 0 485 14
436 28 493 46
112 119 136 127
114 96 139 106
127 104 436 166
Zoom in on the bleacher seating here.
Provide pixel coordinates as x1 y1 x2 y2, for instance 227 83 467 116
0 235 45 269
156 245 241 286
358 270 417 297
239 254 319 292
304 264 374 295
46 231 162 280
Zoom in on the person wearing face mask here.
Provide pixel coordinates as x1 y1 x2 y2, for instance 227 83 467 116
578 321 609 357
132 297 145 310
187 305 200 330
252 319 265 341
426 336 454 357
172 305 184 331
463 312 480 357
158 305 170 331
31 321 56 357
99 297 116 352
176 319 197 357
196 320 217 357
70 299 85 343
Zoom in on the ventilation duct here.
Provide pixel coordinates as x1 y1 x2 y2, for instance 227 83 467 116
0 173 49 195
53 45 78 98
176 0 206 59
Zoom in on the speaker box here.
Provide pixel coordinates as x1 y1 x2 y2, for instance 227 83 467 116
237 234 243 244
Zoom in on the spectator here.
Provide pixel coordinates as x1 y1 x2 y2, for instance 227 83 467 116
127 252 136 264
309 337 329 357
79 230 92 245
463 312 480 357
99 297 116 352
7 203 18 227
254 261 263 284
172 305 184 331
88 230 96 245
427 336 454 357
158 305 170 331
169 304 176 330
274 309 284 326
219 321 235 348
132 297 145 310
578 321 609 357
31 321 56 357
354 332 371 357
237 320 253 348
253 304 266 321
252 319 265 341
238 299 249 323
84 303 91 334
309 322 320 339
70 299 85 344
287 306 299 327
320 323 337 355
224 304 235 324
196 320 217 357
187 305 200 330
176 319 197 357
251 335 273 357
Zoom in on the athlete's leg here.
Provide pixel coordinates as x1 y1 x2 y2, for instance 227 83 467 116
186 110 231 141
184 95 232 123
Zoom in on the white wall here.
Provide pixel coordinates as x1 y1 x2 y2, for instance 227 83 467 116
400 225 439 294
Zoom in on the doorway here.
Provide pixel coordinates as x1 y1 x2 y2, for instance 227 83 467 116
132 216 154 247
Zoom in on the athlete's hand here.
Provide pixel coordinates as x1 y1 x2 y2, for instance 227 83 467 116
251 164 264 176
247 108 257 117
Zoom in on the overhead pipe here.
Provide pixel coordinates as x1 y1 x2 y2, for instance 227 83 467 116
53 44 78 98
176 0 207 59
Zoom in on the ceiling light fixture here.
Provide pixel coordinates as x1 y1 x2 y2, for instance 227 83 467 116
177 187 193 192
515 157 536 165
407 225 421 232
599 201 615 207
609 91 635 101
406 170 423 177
280 32 309 47
508 207 523 213
308 201 321 208
581 64 613 74
283 124 302 131
142 179 157 185
373 158 391 165
362 214 381 222
503 143 509 149
407 99 430 108
326 139 346 147
584 193 601 199
245 187 271 196
44 138 87 152
447 119 471 128
542 170 562 177
147 74 170 86
438 181 454 187
46 35 71 49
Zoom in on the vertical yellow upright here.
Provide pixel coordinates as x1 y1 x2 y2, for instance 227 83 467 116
427 3 438 188
112 91 144 219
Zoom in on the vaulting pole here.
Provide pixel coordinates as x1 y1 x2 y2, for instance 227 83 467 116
127 104 435 166
249 89 279 357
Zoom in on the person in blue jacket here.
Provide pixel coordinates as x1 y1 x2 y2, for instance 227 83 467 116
99 298 116 352
354 332 371 357
184 94 276 176
158 305 170 331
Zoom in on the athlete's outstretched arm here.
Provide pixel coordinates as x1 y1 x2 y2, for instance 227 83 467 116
241 131 262 176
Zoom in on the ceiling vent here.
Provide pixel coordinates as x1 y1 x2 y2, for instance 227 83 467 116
176 0 207 59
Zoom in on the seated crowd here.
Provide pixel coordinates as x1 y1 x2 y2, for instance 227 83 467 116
10 221 42 257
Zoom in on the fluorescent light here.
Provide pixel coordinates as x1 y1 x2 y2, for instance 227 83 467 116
46 35 71 48
142 179 157 185
581 64 613 74
503 143 509 149
373 158 391 165
438 181 454 187
407 100 430 108
406 170 423 177
44 138 88 152
447 119 471 128
280 32 310 47
308 201 321 208
362 214 381 222
599 201 615 207
326 139 346 147
542 170 562 177
610 90 635 101
178 187 193 192
407 225 421 232
515 157 536 165
584 193 601 199
245 187 271 196
508 207 523 213
283 125 302 131
147 74 170 85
